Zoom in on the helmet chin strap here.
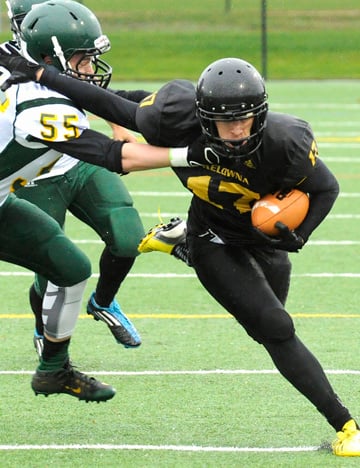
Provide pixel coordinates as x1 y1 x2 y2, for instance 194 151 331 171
51 35 67 71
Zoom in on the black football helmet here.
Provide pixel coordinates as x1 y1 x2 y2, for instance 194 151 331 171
196 58 268 159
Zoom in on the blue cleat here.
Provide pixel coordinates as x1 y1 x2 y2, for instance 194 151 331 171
87 293 141 348
33 329 44 359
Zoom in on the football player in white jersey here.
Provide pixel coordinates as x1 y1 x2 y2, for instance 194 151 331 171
0 0 214 403
4 0 146 356
0 0 123 403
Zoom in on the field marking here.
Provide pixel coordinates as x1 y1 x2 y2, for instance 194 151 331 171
1 272 360 278
0 443 321 453
1 312 360 319
271 103 360 110
1 369 359 376
127 191 360 197
132 212 360 219
57 240 360 245
322 157 360 162
137 213 360 219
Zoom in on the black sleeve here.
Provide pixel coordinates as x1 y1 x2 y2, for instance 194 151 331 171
295 158 339 242
111 89 151 103
39 68 139 130
42 128 125 173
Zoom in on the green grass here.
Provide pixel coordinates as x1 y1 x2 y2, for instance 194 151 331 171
1 0 360 79
1 80 360 466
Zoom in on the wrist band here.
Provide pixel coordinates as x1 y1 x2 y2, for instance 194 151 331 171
169 147 189 167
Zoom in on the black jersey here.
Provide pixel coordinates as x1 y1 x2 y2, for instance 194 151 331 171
173 111 338 245
36 70 338 243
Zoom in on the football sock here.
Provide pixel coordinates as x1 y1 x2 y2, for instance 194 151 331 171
38 338 70 371
95 247 135 307
173 244 191 265
29 283 44 335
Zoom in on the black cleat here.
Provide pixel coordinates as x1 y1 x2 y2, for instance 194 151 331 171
31 362 116 402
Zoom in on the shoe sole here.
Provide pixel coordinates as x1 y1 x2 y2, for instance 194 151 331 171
32 388 116 403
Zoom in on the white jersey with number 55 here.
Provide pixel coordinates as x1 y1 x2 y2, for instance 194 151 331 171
0 70 89 204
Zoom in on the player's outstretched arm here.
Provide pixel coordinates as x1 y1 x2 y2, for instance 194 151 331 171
0 55 138 129
0 55 221 170
120 136 220 172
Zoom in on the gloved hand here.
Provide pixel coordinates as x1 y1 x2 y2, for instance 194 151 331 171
253 221 305 253
0 42 21 56
0 55 42 91
187 136 221 165
169 135 222 167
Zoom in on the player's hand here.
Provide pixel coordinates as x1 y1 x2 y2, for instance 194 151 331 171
0 43 21 56
169 136 222 167
0 55 42 91
253 221 305 253
186 136 221 165
109 122 138 143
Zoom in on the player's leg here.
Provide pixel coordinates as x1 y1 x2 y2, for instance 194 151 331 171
251 247 291 305
15 172 71 356
188 235 359 452
69 164 144 347
0 194 115 402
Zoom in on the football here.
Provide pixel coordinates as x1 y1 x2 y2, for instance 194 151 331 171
251 189 310 236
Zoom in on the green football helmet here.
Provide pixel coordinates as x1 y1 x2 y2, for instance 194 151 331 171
20 0 112 88
6 0 48 39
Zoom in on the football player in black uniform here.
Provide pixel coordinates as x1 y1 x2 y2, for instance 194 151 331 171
1 54 359 456
137 61 360 456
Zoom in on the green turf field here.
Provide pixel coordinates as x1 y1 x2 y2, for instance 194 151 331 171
1 0 360 80
1 80 360 466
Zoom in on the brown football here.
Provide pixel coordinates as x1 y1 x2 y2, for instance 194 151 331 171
251 189 310 236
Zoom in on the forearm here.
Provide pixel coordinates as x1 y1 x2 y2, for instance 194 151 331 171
38 67 138 128
45 128 125 173
45 130 192 174
121 142 172 171
296 158 339 240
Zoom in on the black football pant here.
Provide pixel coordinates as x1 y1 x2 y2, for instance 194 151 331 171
188 235 352 431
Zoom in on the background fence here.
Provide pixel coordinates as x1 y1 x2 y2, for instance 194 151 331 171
1 0 359 81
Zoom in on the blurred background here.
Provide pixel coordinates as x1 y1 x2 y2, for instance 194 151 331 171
1 0 359 81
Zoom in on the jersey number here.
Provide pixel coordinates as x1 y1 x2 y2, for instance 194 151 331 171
187 175 260 214
40 113 80 141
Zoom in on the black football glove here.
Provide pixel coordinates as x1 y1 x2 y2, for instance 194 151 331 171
0 42 21 56
0 55 42 91
253 221 305 253
186 135 222 166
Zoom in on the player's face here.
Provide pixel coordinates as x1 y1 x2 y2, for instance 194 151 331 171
69 52 94 78
215 117 254 143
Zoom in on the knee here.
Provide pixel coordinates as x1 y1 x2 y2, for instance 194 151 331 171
47 235 91 286
105 207 145 257
245 307 295 344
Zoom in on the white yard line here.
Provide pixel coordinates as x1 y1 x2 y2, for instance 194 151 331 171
0 443 320 452
1 369 359 376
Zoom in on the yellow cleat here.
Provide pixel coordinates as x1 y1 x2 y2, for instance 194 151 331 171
138 217 187 254
332 419 360 456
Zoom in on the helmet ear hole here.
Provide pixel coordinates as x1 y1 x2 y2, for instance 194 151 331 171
196 57 268 159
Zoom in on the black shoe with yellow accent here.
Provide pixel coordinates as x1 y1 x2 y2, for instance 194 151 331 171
138 217 187 254
31 361 116 403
